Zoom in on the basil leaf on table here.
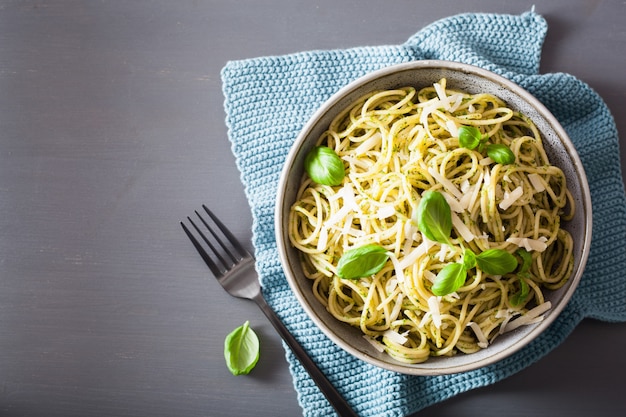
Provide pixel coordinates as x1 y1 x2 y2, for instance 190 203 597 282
337 244 389 279
224 321 260 376
432 262 467 296
475 249 518 275
304 146 345 186
417 190 452 245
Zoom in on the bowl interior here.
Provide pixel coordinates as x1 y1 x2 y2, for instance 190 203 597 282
275 61 592 375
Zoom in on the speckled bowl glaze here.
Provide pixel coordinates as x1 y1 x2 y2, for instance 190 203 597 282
275 61 592 375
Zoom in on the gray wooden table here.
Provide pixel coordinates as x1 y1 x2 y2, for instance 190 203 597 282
0 1 625 416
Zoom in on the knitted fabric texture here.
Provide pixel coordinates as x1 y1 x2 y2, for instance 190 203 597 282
221 12 626 417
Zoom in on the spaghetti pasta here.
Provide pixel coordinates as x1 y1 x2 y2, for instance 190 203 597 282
288 79 574 363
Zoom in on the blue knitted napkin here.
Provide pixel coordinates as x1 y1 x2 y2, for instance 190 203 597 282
221 12 626 417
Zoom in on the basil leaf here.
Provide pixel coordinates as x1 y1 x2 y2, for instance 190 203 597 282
516 249 532 275
224 321 260 376
337 244 389 279
510 277 530 306
463 248 476 270
475 249 518 275
432 262 467 296
486 143 515 165
417 190 452 245
458 125 482 150
304 146 345 186
510 249 532 306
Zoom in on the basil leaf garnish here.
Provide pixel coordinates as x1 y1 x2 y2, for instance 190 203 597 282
475 249 518 275
224 321 260 376
510 249 532 306
432 262 467 296
463 248 477 270
417 190 452 245
510 277 530 306
516 249 532 275
486 143 515 165
458 125 482 150
304 146 345 186
336 244 389 279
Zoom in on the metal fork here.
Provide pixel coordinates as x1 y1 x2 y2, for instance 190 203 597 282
181 205 359 417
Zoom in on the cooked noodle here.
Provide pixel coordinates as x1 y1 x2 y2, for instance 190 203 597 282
288 79 574 363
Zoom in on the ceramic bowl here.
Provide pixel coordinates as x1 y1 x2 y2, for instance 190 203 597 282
275 60 592 375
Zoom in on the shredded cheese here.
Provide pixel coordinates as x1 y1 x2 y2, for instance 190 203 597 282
325 184 359 227
479 157 493 166
434 81 450 110
399 239 433 270
383 329 408 345
451 212 475 242
467 322 489 348
441 191 464 213
354 132 382 155
363 335 386 352
506 236 548 252
428 167 463 200
376 205 396 219
388 253 406 284
316 227 328 251
427 296 442 329
503 301 552 333
499 186 523 210
445 120 458 137
528 173 546 192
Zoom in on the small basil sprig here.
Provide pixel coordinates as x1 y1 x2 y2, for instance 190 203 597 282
336 244 389 279
224 321 260 376
511 249 532 305
304 146 345 186
416 190 452 245
432 248 519 296
457 125 515 165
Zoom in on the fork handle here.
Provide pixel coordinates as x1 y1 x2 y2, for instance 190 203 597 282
253 293 359 417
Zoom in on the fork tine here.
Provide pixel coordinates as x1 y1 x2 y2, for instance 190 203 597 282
192 210 234 268
180 219 223 277
201 205 249 261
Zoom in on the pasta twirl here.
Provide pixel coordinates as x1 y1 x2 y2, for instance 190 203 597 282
288 79 574 363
